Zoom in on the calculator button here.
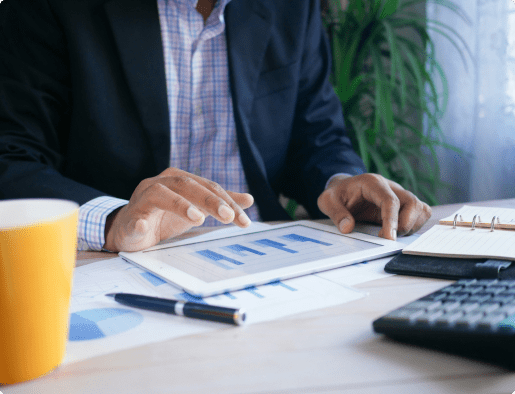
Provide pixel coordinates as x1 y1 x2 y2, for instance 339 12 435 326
466 294 492 303
434 311 464 326
454 303 480 313
483 287 506 294
456 279 477 285
419 292 447 301
415 310 445 325
474 303 501 314
444 293 470 302
382 309 425 323
404 301 442 311
476 313 507 330
490 295 515 304
443 285 463 293
477 279 499 286
496 305 515 315
462 285 485 294
439 301 461 311
454 312 484 328
498 291 515 297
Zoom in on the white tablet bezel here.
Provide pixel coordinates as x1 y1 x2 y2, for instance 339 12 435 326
119 221 404 297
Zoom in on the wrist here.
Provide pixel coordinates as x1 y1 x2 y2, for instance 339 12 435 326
102 205 124 252
326 174 353 189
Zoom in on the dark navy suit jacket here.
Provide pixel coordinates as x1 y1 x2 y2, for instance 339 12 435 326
0 0 365 220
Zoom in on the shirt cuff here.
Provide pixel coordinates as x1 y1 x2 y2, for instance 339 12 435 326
77 196 128 251
325 173 352 189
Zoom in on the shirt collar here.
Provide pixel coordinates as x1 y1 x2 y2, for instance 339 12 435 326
172 0 232 13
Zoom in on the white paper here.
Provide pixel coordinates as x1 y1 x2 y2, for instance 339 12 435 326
64 257 364 364
64 226 419 365
403 224 515 259
440 205 515 227
315 233 420 286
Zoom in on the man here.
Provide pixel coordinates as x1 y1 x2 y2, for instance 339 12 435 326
0 0 431 252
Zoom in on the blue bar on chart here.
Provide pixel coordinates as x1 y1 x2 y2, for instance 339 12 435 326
222 244 266 257
224 291 237 300
179 292 207 304
194 249 244 269
280 233 332 246
140 272 167 286
267 280 297 292
244 286 265 298
253 239 298 254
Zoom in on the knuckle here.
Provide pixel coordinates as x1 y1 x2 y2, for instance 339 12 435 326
414 199 424 213
208 181 224 194
172 175 192 189
388 195 401 210
204 193 219 207
138 178 154 190
363 173 383 183
170 195 184 211
146 182 166 198
402 189 417 201
160 167 177 176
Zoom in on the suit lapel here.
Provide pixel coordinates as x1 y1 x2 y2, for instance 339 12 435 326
225 0 272 120
226 1 290 220
104 0 170 173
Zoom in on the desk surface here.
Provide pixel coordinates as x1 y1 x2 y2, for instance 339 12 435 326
4 199 515 394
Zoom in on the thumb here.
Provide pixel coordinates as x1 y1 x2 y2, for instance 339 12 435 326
117 217 151 250
318 193 356 234
332 205 356 234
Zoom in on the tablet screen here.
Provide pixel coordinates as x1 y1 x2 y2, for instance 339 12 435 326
142 224 381 283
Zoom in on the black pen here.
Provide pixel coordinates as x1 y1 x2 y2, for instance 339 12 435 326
105 293 246 325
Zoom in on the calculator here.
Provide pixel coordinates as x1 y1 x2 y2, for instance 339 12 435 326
373 279 515 368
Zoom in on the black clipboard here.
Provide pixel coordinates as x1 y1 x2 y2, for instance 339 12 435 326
385 253 515 280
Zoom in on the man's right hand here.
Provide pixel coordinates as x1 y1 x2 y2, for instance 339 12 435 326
103 168 254 252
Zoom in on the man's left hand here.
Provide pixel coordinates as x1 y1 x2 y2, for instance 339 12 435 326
317 173 432 240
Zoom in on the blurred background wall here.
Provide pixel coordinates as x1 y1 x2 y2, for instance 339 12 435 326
427 0 515 204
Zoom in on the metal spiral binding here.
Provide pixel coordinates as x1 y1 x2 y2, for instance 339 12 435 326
490 216 500 232
471 215 481 230
452 214 501 231
452 214 463 229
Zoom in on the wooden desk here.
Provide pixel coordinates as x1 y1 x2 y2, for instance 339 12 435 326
4 199 515 394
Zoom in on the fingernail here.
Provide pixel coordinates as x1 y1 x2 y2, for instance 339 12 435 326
218 205 234 221
338 218 350 232
187 206 204 222
238 212 251 226
391 229 397 241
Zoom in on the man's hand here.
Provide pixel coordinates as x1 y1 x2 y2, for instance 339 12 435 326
103 168 254 252
317 174 431 240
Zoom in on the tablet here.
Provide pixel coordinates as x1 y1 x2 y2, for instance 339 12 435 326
119 221 405 297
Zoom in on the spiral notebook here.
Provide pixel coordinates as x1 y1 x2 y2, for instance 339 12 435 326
402 205 515 260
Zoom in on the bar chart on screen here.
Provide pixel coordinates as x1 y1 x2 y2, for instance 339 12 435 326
142 224 381 283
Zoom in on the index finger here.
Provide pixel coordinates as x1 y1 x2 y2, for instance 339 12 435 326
360 176 400 240
160 168 252 227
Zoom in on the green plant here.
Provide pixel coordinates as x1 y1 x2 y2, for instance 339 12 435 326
323 0 471 205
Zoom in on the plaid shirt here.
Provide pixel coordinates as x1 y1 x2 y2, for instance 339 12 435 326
78 0 260 250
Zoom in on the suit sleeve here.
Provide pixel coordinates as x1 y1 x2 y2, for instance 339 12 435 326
280 0 366 218
0 0 107 204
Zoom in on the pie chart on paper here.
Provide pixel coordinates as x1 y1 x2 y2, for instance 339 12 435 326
69 308 143 341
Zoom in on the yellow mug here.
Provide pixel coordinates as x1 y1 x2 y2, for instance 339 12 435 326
0 199 78 384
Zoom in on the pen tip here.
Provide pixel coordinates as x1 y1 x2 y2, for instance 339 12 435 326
105 293 116 298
